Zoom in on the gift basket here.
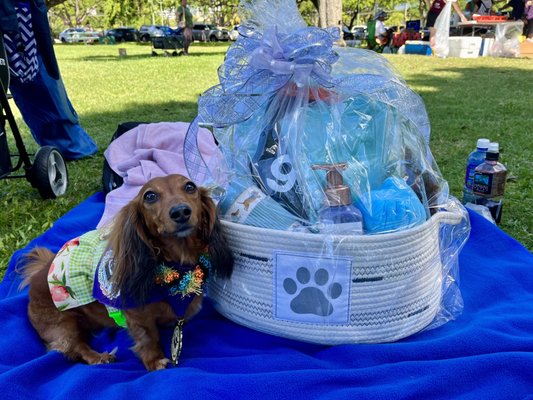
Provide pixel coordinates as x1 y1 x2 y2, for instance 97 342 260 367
183 0 470 345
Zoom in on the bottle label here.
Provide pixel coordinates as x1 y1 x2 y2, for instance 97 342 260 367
473 172 506 197
464 163 478 190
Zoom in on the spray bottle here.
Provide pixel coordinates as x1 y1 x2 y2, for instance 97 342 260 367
311 163 363 235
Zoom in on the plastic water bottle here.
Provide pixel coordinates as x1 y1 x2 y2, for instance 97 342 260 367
463 138 490 204
472 142 507 223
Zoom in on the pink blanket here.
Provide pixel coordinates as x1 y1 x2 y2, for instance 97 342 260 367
97 122 224 228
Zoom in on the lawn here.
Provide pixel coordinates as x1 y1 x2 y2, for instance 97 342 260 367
0 41 532 277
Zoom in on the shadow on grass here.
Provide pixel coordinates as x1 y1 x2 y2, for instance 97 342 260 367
77 48 228 62
78 54 158 61
3 99 200 163
79 100 200 142
0 98 204 270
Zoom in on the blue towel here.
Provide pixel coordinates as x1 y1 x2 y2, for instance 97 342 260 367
1 193 532 399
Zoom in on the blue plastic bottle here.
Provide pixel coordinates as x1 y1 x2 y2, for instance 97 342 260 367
463 138 490 204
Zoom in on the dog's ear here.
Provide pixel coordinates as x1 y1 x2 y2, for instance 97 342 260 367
208 219 234 279
199 188 234 279
107 200 157 306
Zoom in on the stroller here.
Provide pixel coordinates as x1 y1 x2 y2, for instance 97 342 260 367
151 28 184 57
0 35 68 199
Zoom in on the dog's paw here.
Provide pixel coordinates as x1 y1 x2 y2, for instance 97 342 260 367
145 357 170 371
87 351 117 365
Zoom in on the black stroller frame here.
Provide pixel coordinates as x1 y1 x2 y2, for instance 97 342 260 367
151 35 184 57
0 35 68 199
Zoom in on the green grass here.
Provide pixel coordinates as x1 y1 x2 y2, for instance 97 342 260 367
1 42 532 278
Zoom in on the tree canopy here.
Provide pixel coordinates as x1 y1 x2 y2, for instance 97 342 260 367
46 0 434 32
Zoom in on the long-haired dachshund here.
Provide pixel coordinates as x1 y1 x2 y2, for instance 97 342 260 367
20 174 233 371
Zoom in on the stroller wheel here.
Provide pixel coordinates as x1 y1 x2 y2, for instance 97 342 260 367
30 146 68 199
151 51 158 56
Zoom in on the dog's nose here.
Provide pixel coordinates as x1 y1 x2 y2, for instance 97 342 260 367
169 204 192 223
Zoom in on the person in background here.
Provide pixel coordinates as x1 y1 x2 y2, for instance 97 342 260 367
425 0 468 49
498 0 525 21
464 0 476 18
176 0 193 55
374 11 390 45
526 0 533 41
474 0 494 15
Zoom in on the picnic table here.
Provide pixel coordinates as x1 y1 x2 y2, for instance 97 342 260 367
457 20 524 57
457 19 523 37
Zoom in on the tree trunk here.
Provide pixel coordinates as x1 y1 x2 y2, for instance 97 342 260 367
317 0 342 29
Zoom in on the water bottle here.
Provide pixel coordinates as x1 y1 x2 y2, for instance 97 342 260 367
472 142 507 223
463 138 490 204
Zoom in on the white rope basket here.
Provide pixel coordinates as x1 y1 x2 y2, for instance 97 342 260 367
208 209 464 345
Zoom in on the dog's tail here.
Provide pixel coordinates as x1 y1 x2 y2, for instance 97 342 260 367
18 247 55 290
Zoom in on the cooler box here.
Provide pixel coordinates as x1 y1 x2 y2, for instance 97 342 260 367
480 38 495 56
404 40 432 55
448 36 482 58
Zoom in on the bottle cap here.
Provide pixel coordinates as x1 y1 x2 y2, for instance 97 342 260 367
486 142 500 161
476 138 490 149
311 163 352 206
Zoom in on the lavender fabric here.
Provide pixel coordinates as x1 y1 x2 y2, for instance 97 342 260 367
98 122 224 228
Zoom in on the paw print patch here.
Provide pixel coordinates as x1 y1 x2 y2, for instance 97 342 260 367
274 251 351 324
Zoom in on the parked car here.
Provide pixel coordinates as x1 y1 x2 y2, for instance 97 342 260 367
351 25 368 41
342 24 355 41
105 27 139 42
191 24 230 42
229 25 240 41
138 25 174 42
59 28 100 43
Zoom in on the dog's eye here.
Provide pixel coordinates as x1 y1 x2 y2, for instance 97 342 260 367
143 191 159 203
184 182 197 193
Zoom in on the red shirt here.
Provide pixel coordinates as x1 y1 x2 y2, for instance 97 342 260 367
429 0 447 13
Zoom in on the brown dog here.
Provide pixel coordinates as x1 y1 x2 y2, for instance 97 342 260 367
20 174 233 371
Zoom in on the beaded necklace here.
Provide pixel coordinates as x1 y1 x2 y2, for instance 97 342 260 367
154 252 211 298
105 252 211 329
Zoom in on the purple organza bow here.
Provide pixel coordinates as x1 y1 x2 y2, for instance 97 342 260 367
184 24 339 184
197 24 340 127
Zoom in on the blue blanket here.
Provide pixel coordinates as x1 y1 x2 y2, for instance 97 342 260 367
1 193 532 400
